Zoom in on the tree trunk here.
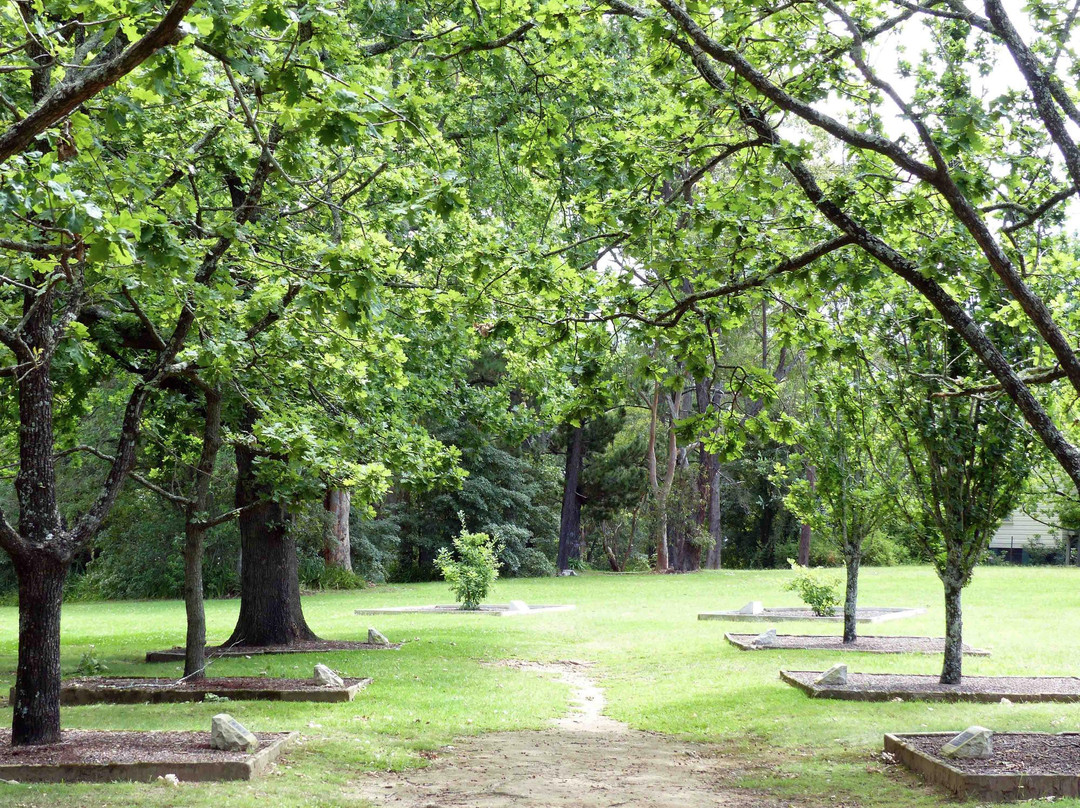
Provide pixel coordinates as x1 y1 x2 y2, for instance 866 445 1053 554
182 522 208 679
557 424 585 571
322 488 352 572
703 467 722 569
797 465 816 566
655 498 670 571
941 579 964 684
225 437 318 647
11 554 68 746
183 390 222 680
843 551 860 643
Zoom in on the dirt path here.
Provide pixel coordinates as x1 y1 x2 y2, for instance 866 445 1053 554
353 661 795 808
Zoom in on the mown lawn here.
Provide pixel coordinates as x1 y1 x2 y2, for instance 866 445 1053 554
0 564 1077 807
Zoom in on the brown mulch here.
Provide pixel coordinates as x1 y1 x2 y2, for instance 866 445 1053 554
902 733 1080 775
0 730 291 765
66 676 366 691
784 670 1080 702
726 633 990 655
145 639 399 662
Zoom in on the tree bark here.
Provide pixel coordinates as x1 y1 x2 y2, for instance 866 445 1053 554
797 465 816 566
11 554 67 746
182 389 223 680
322 488 352 572
557 424 585 571
941 578 964 684
225 430 318 647
842 551 860 644
182 521 208 678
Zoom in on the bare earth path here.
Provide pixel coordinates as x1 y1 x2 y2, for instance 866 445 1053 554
353 661 796 808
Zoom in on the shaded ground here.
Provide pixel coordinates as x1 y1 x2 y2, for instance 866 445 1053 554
57 676 370 704
354 661 795 808
725 633 990 655
145 639 400 662
0 729 292 765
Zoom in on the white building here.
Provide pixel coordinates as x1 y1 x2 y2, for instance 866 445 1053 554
990 508 1073 563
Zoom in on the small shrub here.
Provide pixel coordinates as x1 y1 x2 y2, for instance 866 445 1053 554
623 553 651 573
74 645 107 676
783 559 841 616
316 565 366 590
516 547 556 578
861 532 915 566
434 515 501 610
1026 542 1063 565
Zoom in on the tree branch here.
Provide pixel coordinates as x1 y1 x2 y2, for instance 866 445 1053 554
0 0 196 164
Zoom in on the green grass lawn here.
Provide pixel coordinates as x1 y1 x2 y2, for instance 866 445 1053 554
0 565 1077 806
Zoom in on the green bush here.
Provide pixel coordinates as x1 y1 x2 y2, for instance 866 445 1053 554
861 532 915 566
515 547 556 578
434 516 501 610
783 559 841 616
73 646 107 676
314 565 366 590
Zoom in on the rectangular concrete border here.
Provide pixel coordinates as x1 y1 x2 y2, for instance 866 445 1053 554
725 633 990 655
0 730 298 783
353 604 576 618
699 607 926 623
41 678 371 706
781 671 1080 703
145 644 401 663
885 732 1080 802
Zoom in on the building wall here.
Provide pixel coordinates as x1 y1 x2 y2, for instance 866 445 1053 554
990 508 1061 551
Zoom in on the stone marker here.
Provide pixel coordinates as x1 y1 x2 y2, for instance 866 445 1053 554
508 600 530 612
940 726 993 759
313 663 344 687
814 664 848 686
752 628 778 646
368 627 391 646
738 601 764 615
210 713 258 752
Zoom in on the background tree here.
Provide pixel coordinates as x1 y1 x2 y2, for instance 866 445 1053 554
875 303 1032 682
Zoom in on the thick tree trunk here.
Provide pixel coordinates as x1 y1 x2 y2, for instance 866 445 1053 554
941 579 964 684
11 554 68 746
843 551 860 644
557 424 585 571
797 523 812 566
225 438 318 647
322 488 352 572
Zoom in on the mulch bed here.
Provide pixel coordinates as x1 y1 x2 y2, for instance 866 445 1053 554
54 676 371 705
145 639 400 663
886 732 1080 801
725 633 990 655
354 604 576 617
0 729 296 782
783 670 1080 702
699 606 926 623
